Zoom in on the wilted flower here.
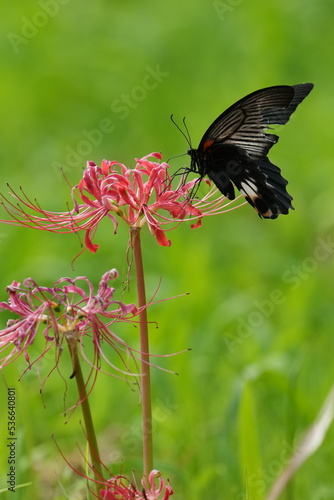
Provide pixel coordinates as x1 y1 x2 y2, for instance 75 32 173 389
0 153 245 252
0 269 140 381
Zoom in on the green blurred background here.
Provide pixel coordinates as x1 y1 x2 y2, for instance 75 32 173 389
1 0 334 498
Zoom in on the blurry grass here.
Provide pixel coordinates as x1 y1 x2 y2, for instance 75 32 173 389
1 0 334 498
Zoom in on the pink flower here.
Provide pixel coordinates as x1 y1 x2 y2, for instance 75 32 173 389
141 470 174 500
0 153 245 252
100 470 173 500
0 270 140 382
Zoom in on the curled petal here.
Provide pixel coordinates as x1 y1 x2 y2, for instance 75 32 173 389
85 229 99 253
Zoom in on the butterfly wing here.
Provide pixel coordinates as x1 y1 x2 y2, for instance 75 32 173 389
204 145 291 218
193 83 313 218
198 84 313 160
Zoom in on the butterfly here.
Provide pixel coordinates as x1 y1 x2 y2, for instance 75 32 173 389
187 83 314 219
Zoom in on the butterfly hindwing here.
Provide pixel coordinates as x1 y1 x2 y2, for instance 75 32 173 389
204 144 284 218
188 83 314 218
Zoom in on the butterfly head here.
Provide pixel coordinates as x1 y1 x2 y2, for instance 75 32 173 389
187 147 205 176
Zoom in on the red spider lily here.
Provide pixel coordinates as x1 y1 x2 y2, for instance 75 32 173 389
0 153 245 252
100 470 173 500
0 269 142 382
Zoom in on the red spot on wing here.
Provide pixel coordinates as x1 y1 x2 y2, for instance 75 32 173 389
203 139 214 150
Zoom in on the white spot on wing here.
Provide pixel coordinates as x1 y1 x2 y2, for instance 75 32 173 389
240 180 259 199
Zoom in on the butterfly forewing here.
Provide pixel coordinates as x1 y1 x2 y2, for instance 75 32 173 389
261 84 314 125
199 86 296 160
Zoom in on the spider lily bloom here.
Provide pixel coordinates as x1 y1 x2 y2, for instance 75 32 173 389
0 153 245 252
0 269 140 380
100 470 173 500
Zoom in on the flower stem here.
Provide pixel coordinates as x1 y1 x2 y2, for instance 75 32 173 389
68 340 103 498
131 227 153 477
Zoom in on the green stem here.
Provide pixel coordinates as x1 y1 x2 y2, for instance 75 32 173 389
68 341 103 498
131 227 153 477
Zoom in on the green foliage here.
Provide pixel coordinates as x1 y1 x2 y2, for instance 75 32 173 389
238 381 262 500
1 0 334 498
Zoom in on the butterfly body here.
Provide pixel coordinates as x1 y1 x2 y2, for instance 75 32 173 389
187 83 314 218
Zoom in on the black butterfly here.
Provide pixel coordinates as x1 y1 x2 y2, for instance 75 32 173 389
187 84 314 219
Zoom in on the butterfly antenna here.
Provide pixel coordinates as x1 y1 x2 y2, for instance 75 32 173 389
168 115 194 194
170 114 192 147
182 116 192 147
